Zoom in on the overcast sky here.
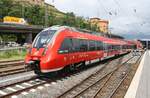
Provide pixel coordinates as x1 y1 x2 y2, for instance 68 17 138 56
45 0 150 39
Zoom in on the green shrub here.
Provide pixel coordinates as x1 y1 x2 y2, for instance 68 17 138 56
0 49 27 60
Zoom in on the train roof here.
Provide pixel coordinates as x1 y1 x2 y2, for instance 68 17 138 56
42 26 127 46
43 25 70 31
102 37 127 45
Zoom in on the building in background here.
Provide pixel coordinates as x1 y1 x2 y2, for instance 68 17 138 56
90 18 109 34
27 0 44 5
14 0 44 6
139 39 150 49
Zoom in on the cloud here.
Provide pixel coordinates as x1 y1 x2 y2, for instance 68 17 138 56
46 0 150 39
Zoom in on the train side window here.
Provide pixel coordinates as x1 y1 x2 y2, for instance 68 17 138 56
107 44 112 50
72 38 80 52
101 42 104 50
115 45 118 50
80 39 88 52
89 40 96 51
97 41 103 50
112 45 115 50
116 45 120 50
86 40 90 51
113 45 115 50
103 43 107 50
110 45 112 50
58 38 72 54
95 41 97 50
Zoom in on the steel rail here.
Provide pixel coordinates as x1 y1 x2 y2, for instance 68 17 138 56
57 55 133 98
108 54 143 98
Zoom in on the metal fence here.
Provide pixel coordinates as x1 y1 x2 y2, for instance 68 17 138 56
0 47 26 52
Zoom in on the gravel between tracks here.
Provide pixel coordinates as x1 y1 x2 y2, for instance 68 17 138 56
0 71 35 87
15 53 132 98
111 54 143 98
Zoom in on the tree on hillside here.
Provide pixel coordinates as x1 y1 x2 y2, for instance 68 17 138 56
0 0 13 17
48 11 56 26
24 5 45 25
8 4 22 17
0 0 99 32
62 12 76 26
0 34 17 42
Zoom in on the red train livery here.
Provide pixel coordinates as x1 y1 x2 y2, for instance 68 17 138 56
25 26 138 75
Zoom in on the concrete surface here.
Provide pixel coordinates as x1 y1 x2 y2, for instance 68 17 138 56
125 50 150 98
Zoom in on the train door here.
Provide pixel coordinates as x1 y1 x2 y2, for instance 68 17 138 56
58 38 73 65
71 38 88 67
103 43 108 58
68 38 77 65
120 45 123 54
71 38 80 63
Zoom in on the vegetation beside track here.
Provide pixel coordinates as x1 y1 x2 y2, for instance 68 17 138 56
0 48 26 60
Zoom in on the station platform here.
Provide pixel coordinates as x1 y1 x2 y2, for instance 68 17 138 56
125 50 150 98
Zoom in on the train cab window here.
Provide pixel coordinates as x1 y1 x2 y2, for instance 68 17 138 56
58 38 72 54
33 30 56 48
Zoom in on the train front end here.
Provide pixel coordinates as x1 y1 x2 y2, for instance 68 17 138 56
25 27 59 75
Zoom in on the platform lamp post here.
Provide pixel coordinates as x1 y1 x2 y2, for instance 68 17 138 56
146 40 149 49
108 27 113 38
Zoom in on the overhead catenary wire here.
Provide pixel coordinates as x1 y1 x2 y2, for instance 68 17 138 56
111 0 146 37
96 0 113 19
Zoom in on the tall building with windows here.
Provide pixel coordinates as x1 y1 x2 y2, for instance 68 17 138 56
90 18 109 33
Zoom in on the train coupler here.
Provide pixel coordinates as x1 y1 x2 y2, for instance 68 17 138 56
25 61 36 71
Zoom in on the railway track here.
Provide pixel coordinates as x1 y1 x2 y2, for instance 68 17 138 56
0 76 52 98
0 59 26 77
110 53 143 98
0 59 24 68
57 55 140 98
0 52 135 98
0 53 129 98
0 59 23 63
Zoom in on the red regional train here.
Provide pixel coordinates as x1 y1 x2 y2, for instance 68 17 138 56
25 26 136 75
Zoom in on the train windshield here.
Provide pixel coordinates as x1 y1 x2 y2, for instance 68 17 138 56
33 30 56 48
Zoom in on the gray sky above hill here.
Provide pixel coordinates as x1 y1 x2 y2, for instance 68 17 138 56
45 0 150 39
